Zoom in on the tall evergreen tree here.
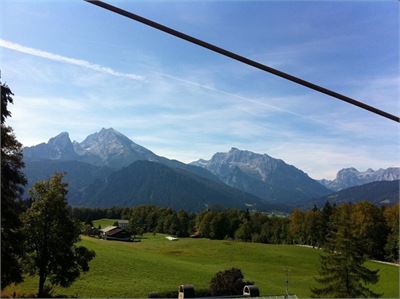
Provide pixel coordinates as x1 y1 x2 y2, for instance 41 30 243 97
311 204 381 298
22 173 95 297
319 201 334 246
1 81 27 289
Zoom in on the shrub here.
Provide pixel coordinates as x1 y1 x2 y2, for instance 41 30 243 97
209 268 253 296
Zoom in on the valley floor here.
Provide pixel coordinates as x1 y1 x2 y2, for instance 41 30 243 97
3 234 399 298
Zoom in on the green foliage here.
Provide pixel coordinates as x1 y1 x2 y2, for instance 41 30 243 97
383 204 399 262
289 201 393 262
234 222 253 241
209 268 253 296
304 207 323 247
127 205 194 237
311 204 381 298
1 81 27 288
351 202 388 260
22 174 95 297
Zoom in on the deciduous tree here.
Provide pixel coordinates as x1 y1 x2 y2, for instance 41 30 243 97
22 173 95 297
209 268 253 296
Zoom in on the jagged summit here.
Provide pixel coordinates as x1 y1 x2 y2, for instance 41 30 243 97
76 128 156 168
50 131 69 140
23 131 76 161
23 129 216 182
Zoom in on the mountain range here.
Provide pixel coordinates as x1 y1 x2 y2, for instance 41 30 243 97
24 128 218 182
319 167 400 191
23 129 280 211
22 128 399 211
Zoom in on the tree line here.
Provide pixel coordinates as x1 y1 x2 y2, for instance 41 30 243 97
75 200 398 263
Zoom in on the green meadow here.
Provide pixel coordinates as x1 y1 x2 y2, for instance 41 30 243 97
4 233 399 298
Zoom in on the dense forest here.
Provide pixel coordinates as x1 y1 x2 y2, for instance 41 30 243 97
73 201 399 263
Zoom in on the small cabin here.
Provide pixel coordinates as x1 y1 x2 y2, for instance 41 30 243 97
100 226 131 241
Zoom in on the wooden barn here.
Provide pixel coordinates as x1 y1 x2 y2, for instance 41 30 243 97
100 226 132 241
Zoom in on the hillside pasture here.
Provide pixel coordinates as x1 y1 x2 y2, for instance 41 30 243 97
3 234 399 298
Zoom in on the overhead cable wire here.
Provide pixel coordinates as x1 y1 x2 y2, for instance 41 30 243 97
84 0 400 123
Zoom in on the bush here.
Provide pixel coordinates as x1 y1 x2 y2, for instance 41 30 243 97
209 268 253 296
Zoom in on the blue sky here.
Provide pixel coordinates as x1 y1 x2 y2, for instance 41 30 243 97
1 0 399 179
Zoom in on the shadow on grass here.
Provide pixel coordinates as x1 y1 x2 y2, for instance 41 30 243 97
2 285 78 298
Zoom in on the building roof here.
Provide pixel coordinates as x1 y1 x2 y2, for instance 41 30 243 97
106 227 125 236
100 226 118 233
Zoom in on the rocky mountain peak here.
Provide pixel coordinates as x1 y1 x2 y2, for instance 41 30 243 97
320 167 400 191
337 167 358 174
191 148 330 203
98 127 125 138
24 131 76 161
48 131 71 146
24 128 157 168
79 128 132 152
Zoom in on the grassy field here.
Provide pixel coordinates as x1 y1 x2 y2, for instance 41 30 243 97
4 233 399 298
92 218 119 228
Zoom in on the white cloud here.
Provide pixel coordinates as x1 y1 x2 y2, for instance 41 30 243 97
0 39 145 82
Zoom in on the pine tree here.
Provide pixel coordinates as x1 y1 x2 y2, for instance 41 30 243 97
311 204 381 298
319 201 334 247
1 81 27 289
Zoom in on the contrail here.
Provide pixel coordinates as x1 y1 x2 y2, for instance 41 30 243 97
0 38 324 125
0 38 144 81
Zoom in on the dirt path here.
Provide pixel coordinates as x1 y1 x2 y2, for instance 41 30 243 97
294 244 399 267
